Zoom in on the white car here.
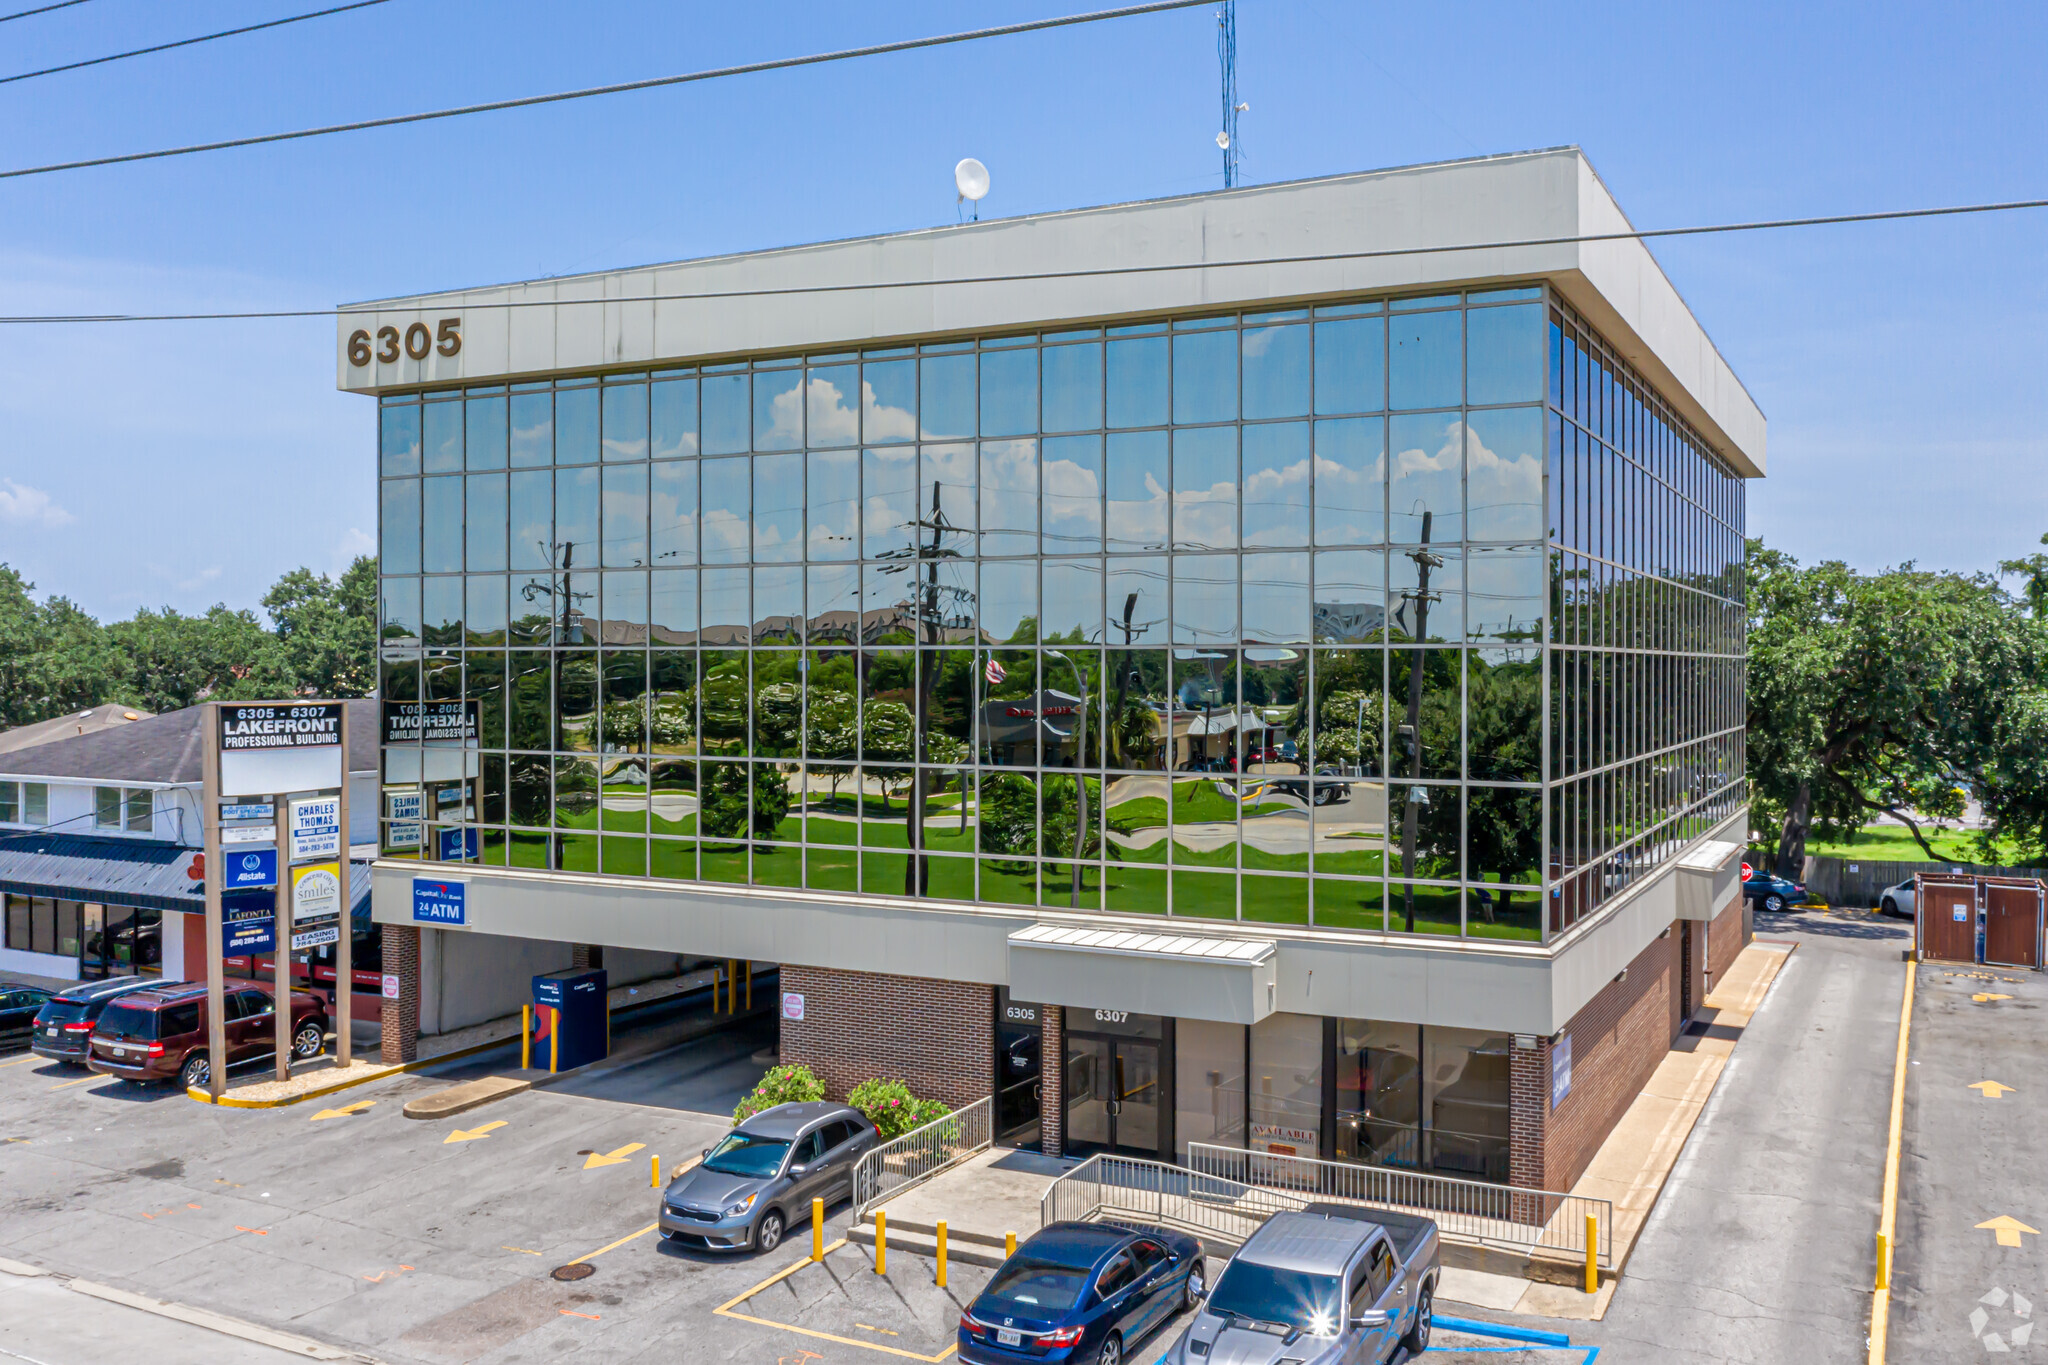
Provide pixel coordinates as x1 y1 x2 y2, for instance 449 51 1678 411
1878 878 1916 918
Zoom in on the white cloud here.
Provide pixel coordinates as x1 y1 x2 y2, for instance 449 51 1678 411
334 527 375 573
0 479 75 527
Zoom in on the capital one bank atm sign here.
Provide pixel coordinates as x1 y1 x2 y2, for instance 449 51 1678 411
412 878 467 927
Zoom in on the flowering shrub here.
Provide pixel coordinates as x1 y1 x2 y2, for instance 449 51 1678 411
732 1063 825 1123
848 1078 950 1140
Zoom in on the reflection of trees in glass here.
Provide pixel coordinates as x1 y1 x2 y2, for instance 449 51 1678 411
700 663 747 755
755 681 801 756
701 762 789 845
1467 653 1540 782
860 700 916 808
978 773 1037 867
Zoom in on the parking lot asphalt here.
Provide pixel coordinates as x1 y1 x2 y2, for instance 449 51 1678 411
1890 958 2048 1358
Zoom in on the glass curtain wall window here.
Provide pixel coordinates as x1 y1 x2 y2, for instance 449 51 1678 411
376 287 1744 943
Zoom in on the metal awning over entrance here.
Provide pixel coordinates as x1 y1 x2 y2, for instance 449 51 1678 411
0 832 372 919
1006 923 1277 1025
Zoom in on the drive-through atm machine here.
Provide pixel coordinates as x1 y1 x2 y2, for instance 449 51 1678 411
531 967 608 1072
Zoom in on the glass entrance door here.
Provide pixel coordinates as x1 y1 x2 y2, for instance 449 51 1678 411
1064 1034 1162 1158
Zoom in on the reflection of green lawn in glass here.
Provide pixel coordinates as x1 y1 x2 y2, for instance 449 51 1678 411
1314 877 1384 929
1171 870 1236 919
752 846 803 888
1038 863 1103 912
1387 884 1462 936
651 838 696 880
804 846 856 893
480 831 510 867
602 807 648 833
652 813 697 836
509 831 550 869
1241 874 1307 925
1108 781 1290 830
1315 847 1387 876
978 859 1039 907
1242 846 1309 874
602 836 647 877
558 832 598 873
1105 866 1167 914
701 845 747 884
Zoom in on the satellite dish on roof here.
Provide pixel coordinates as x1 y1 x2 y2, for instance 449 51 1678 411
954 158 990 202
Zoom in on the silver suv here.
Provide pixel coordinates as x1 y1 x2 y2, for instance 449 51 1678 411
1169 1204 1438 1365
658 1101 879 1253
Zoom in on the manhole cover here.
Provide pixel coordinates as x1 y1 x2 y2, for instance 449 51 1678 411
551 1263 595 1282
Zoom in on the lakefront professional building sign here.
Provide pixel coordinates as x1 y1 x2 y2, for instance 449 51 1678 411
348 150 1762 1196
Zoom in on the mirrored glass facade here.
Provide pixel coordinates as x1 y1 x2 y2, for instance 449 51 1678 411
376 285 1745 944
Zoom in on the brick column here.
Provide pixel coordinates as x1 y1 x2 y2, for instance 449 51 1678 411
1041 1005 1065 1158
1508 1037 1550 1223
571 944 604 971
380 923 421 1064
777 964 992 1110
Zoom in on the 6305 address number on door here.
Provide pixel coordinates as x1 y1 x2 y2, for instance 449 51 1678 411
347 318 461 366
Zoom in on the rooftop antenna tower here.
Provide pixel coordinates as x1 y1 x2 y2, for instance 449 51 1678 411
1216 1 1245 186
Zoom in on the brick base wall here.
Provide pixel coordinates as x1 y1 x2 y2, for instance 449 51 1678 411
1510 927 1682 1193
1041 1006 1066 1158
380 924 420 1064
1706 890 1746 988
777 964 993 1111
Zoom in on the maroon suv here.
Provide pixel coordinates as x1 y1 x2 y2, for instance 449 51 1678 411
87 983 329 1089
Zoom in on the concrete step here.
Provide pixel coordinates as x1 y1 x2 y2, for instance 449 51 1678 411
400 1075 530 1119
847 1220 1011 1269
870 1215 1017 1250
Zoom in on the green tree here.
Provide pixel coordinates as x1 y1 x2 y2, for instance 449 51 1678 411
261 556 377 697
700 761 790 845
0 565 129 727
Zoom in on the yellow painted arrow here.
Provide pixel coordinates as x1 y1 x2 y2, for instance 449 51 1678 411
445 1120 507 1144
311 1100 375 1121
1969 1081 2017 1098
1973 993 2014 1003
1977 1216 2040 1248
583 1142 646 1170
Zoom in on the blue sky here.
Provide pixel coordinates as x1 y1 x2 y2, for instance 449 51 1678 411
0 0 2042 620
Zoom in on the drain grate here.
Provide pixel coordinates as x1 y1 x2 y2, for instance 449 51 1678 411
551 1263 595 1282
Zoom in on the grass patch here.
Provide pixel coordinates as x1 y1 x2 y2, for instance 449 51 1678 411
1799 825 2029 866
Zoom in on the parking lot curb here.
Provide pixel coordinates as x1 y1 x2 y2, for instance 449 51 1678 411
0 1255 381 1362
183 1036 509 1109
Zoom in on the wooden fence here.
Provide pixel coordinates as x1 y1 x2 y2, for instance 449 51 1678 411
1798 855 2048 908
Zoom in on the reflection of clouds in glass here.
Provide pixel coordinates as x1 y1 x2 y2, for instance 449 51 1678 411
863 445 917 557
1174 477 1238 550
806 448 857 558
922 442 976 535
759 381 805 449
863 382 919 444
1390 415 1463 542
1466 548 1543 642
701 508 750 562
981 439 1038 547
1312 418 1384 547
1042 448 1101 548
1243 455 1310 547
1109 469 1169 551
1464 409 1543 541
807 375 860 446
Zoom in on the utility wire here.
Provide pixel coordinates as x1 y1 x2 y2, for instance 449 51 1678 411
0 0 1211 181
2 195 2045 324
0 0 392 88
0 0 91 23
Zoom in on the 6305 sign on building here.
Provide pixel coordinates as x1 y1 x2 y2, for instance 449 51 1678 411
347 318 461 366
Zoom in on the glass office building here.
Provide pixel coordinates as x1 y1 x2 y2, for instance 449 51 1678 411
377 289 1744 945
357 150 1764 1193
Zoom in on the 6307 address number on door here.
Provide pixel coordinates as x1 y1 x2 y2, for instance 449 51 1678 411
347 318 461 366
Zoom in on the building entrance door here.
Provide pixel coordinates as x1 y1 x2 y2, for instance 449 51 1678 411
993 990 1043 1148
1064 1034 1162 1158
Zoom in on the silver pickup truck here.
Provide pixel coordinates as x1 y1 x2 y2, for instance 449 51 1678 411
1166 1203 1439 1365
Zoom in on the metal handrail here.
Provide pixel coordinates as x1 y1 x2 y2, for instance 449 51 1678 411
1187 1142 1613 1269
851 1095 993 1219
1041 1152 1308 1250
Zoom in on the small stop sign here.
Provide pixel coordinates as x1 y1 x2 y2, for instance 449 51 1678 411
1740 862 1753 881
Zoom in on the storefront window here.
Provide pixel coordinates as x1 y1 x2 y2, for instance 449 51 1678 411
1248 1012 1322 1157
1336 1019 1513 1184
1174 1017 1246 1157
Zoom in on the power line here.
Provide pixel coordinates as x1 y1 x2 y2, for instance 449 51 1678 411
0 0 393 88
2 194 2045 324
0 0 91 23
0 0 1212 181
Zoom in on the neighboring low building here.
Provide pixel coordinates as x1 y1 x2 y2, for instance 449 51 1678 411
0 703 379 1003
0 704 153 756
349 147 1757 1197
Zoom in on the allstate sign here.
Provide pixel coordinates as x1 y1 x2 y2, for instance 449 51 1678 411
225 848 278 889
412 877 466 926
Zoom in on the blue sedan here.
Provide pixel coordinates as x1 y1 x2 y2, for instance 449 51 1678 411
960 1222 1206 1365
1744 869 1807 913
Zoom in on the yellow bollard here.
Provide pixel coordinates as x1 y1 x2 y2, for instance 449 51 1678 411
1006 1230 1017 1259
1875 1231 1889 1290
936 1220 948 1288
875 1210 887 1276
652 1153 661 1188
813 1198 825 1262
1584 1214 1598 1294
549 1008 559 1074
521 1004 531 1071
